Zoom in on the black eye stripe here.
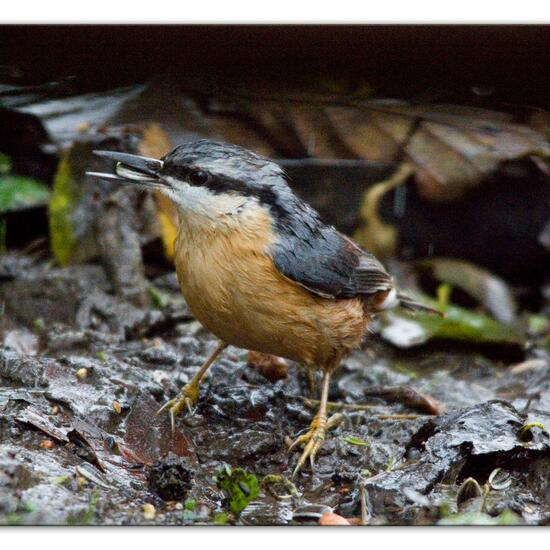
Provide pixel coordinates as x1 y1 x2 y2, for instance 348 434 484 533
162 164 189 179
160 163 291 224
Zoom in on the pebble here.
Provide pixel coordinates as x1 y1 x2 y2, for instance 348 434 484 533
142 503 156 520
76 368 88 380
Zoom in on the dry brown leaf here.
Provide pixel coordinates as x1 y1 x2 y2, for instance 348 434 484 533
207 87 550 202
319 512 351 526
328 101 550 202
247 351 289 382
138 124 177 260
353 163 413 257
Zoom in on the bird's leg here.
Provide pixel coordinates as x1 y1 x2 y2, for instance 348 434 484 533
290 369 340 477
157 341 227 431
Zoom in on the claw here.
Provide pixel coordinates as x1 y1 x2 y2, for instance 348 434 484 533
289 412 344 478
156 400 171 416
288 432 310 453
185 398 193 416
292 430 325 478
156 382 200 433
290 414 327 478
170 409 175 434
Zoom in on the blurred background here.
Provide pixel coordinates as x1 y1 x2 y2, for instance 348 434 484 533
2 26 550 294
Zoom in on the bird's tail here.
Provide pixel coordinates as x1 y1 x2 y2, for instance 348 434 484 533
396 291 444 316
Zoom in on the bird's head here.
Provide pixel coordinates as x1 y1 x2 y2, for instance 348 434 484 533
89 140 295 229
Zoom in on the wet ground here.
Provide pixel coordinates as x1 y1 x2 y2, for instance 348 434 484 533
1 253 550 525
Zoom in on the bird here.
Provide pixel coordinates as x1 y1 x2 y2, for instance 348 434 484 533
88 140 437 476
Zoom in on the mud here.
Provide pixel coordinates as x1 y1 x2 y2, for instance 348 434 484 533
1 253 550 525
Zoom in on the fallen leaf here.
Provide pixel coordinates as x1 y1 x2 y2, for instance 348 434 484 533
328 101 550 202
380 298 523 349
248 351 289 382
319 512 351 526
417 257 517 324
138 123 177 260
0 175 50 213
343 436 370 447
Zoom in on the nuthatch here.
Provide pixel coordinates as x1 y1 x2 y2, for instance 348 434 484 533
89 140 437 476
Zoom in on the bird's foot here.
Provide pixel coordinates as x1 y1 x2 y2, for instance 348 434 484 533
156 382 200 433
289 412 342 477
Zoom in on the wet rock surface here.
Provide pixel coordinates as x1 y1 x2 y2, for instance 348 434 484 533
1 257 550 525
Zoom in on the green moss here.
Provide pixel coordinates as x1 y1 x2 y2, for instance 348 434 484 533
184 499 196 511
67 490 99 525
32 317 46 332
148 285 170 309
213 511 228 525
214 465 259 515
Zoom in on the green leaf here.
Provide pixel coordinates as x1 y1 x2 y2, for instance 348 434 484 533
184 499 196 511
527 314 550 334
517 422 545 441
381 298 523 349
49 155 79 266
0 175 50 213
436 283 453 310
215 465 259 515
343 435 370 447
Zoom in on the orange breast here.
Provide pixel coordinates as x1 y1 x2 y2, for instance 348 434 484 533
174 208 368 368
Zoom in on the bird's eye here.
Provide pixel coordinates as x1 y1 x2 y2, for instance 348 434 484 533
188 170 209 186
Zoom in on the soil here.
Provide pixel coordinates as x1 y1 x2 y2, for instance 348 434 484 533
1 253 550 525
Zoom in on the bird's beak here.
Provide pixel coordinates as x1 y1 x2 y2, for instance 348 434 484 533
87 150 165 188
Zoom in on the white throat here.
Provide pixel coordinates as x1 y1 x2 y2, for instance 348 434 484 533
163 175 263 232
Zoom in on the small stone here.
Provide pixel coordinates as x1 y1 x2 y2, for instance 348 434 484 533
112 401 122 414
39 439 54 449
76 368 88 380
50 405 59 415
142 503 156 520
174 502 183 510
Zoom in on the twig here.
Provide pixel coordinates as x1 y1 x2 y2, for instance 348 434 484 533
293 396 376 412
359 480 372 525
